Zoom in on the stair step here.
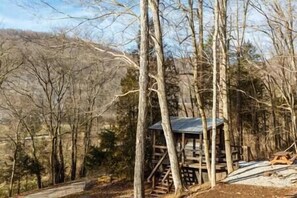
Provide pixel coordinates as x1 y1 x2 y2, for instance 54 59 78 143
155 185 168 190
159 179 171 183
151 193 161 197
156 183 169 187
152 189 168 194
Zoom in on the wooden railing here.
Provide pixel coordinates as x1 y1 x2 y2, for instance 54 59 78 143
147 150 168 182
181 145 242 164
161 167 171 184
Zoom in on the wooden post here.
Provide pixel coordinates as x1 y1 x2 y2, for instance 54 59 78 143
153 131 156 159
199 134 203 184
182 133 185 164
152 131 156 189
220 126 224 149
218 127 223 163
242 146 250 162
193 137 196 157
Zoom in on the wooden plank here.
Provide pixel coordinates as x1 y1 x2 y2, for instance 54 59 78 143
198 134 202 185
154 152 166 156
185 163 227 170
161 168 171 183
186 156 201 161
185 156 239 163
153 145 167 149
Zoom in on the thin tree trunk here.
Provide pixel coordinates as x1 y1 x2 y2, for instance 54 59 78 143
198 0 204 86
211 0 219 188
181 95 189 117
218 0 233 174
133 0 149 196
236 52 242 146
188 0 211 180
80 106 93 177
57 106 65 183
17 178 20 195
9 147 17 197
51 136 59 185
58 137 65 183
30 135 42 188
149 0 183 193
70 82 79 181
71 123 78 180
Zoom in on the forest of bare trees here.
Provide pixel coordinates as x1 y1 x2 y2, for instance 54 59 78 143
0 0 297 197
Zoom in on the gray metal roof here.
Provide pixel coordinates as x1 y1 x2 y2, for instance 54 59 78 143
149 117 224 134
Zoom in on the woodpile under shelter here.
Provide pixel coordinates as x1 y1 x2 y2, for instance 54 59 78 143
147 117 242 196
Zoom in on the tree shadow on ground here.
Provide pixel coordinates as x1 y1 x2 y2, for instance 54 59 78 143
226 166 292 184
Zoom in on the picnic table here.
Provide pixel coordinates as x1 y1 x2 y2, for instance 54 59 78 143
270 151 297 165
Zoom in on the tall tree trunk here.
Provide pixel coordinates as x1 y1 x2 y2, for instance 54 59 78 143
236 52 242 146
218 0 233 174
133 0 149 196
211 0 219 188
188 0 211 180
150 0 183 193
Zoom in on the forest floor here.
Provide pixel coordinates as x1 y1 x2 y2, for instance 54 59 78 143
24 161 297 198
22 177 297 198
62 179 135 198
188 183 297 198
61 179 297 198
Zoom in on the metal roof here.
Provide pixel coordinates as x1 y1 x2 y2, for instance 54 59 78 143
149 117 224 134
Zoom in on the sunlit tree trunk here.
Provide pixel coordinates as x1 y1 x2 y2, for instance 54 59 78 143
134 0 149 196
188 0 211 180
218 0 233 174
211 0 219 188
150 0 183 193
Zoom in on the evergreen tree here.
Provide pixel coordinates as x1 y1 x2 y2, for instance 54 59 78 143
229 42 266 146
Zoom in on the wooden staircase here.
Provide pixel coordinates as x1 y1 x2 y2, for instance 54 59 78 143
150 166 173 197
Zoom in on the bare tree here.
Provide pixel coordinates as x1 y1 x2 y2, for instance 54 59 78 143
134 0 149 196
211 0 219 188
218 0 233 174
251 0 297 144
187 0 211 180
149 0 184 193
24 52 69 184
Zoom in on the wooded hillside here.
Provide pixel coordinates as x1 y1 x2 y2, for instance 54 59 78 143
0 29 127 196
